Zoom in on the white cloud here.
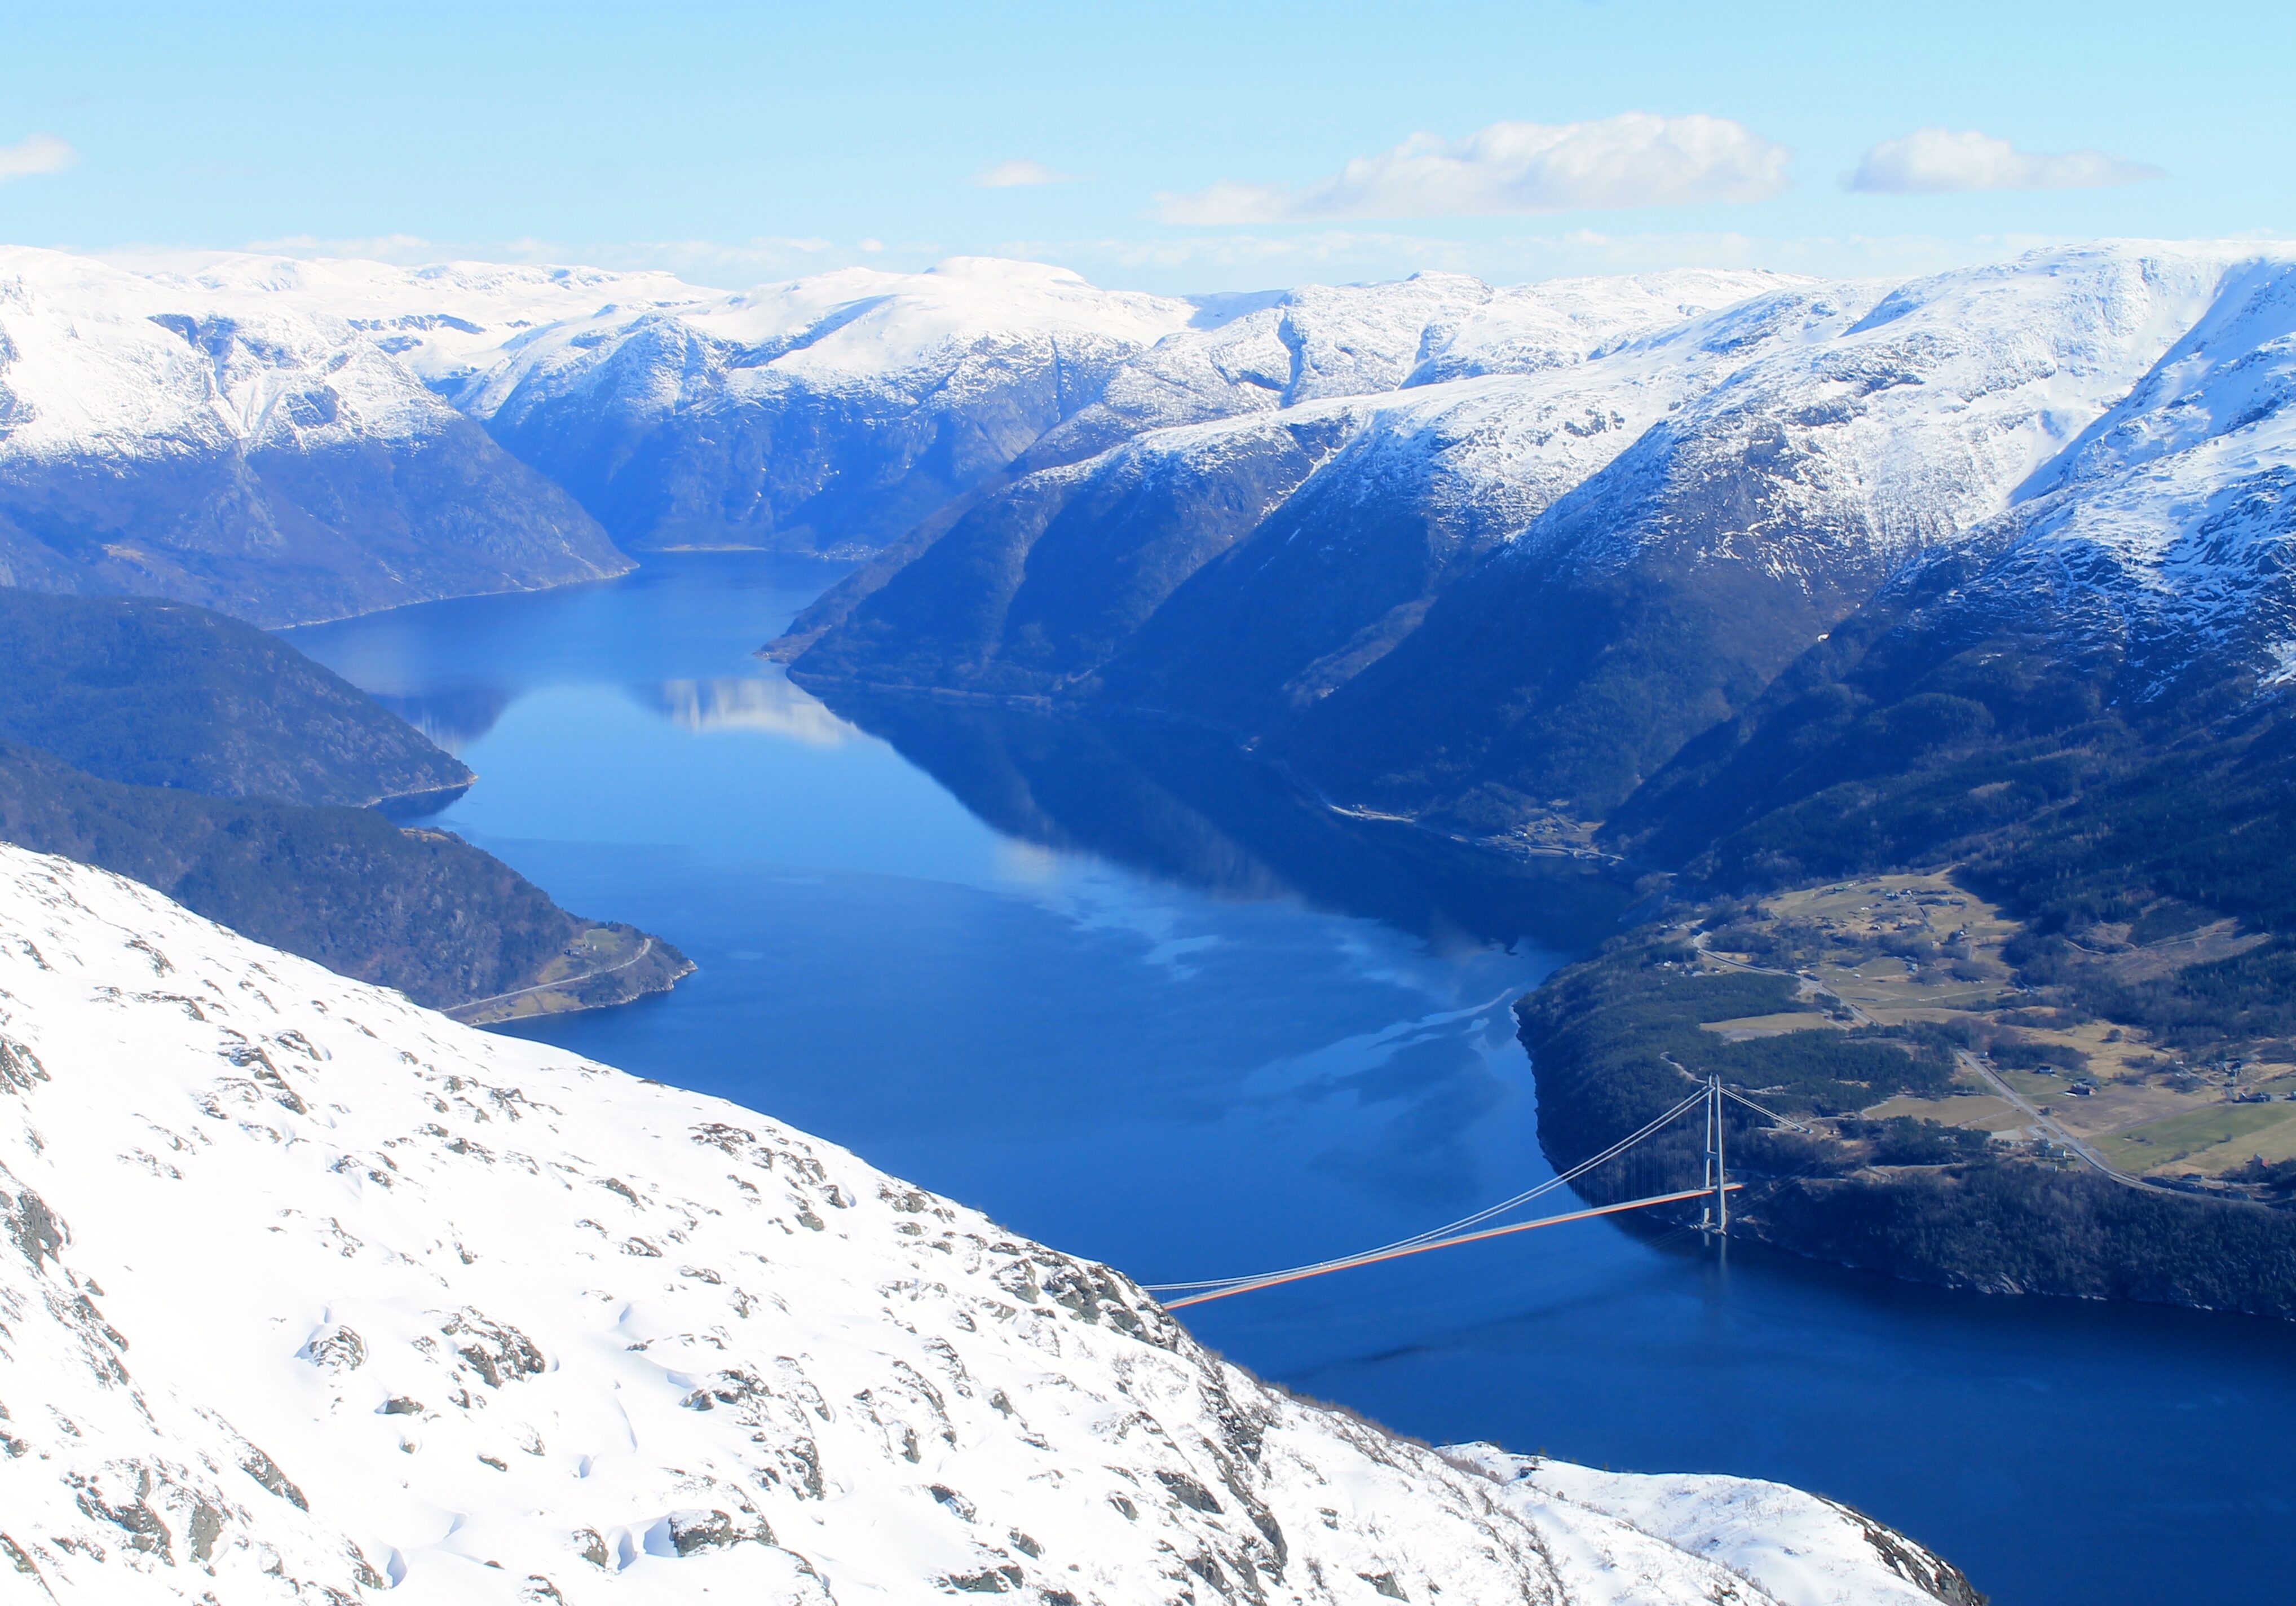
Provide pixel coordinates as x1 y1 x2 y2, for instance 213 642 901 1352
1848 129 2161 194
1155 113 1791 224
974 158 1081 188
981 227 2047 295
235 233 847 282
0 133 76 182
245 232 433 257
126 220 2105 300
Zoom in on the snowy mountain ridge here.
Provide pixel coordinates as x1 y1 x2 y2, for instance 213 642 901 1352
0 842 1974 1604
1867 252 2296 696
0 247 633 626
0 248 466 457
0 246 1795 586
457 257 1196 412
775 241 2296 827
1513 241 2262 583
8 237 2294 819
1019 268 1796 467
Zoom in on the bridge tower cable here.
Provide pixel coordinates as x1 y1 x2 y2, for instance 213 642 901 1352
1149 1079 1810 1309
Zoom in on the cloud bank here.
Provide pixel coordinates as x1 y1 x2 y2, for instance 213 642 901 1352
1849 129 2161 194
236 233 855 284
1156 113 1791 223
0 133 76 183
974 158 1080 188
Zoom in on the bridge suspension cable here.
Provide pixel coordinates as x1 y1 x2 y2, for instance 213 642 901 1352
1148 1076 1802 1311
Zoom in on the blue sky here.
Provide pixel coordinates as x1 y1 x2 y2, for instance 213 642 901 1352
3 0 2288 292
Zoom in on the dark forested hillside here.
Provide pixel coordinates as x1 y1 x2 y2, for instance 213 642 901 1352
1516 929 2296 1316
0 589 472 808
1596 525 2296 951
0 586 687 1017
0 738 685 1013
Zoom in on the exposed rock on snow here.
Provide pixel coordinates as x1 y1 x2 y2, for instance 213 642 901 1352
0 842 1972 1603
1448 1448 1979 1606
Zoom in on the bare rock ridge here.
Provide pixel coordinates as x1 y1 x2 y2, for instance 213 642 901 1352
0 842 1972 1604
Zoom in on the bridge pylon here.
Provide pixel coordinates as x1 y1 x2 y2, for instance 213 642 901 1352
1152 1075 1809 1309
1698 1074 1728 1238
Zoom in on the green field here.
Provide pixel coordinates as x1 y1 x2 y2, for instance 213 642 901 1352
2097 1104 2296 1170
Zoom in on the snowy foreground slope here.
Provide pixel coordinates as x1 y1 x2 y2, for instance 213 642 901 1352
0 842 1970 1605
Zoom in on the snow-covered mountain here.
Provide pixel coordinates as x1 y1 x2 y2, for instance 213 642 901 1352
0 841 1972 1604
11 235 2291 792
459 263 1783 561
0 249 1794 624
1278 243 2277 820
108 250 714 390
783 272 1845 712
1869 252 2296 696
788 243 2296 831
1019 268 1795 469
0 249 650 626
462 259 1200 557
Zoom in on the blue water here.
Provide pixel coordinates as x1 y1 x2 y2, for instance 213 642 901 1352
291 553 2296 1605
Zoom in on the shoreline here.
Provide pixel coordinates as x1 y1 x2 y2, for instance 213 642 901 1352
1513 921 2296 1321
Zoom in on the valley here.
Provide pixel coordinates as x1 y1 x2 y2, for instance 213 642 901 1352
9 2 2291 1598
283 554 2296 1605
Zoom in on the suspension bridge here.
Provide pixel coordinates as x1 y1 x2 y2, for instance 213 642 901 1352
1146 1075 1807 1311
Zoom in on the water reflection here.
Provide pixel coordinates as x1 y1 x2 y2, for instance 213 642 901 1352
372 686 515 753
809 686 1633 951
636 677 858 745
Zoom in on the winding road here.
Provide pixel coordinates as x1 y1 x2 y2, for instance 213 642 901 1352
1689 929 2156 1188
446 937 657 1019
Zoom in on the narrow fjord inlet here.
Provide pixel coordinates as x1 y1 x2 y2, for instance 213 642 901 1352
7 19 2295 1595
294 555 2296 1606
